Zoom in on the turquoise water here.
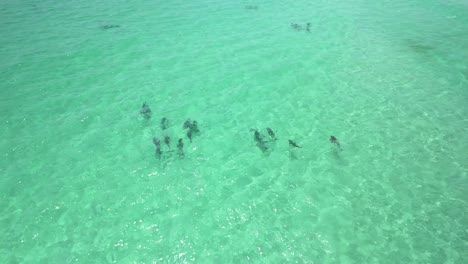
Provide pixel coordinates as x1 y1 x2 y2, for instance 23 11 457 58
1 0 467 263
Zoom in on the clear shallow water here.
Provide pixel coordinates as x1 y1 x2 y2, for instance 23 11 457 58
1 0 467 263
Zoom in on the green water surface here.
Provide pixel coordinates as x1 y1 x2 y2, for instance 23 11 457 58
1 0 467 263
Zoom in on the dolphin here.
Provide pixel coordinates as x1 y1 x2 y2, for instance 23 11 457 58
101 25 120 30
254 130 264 143
155 147 162 159
164 136 171 148
177 138 184 157
330 136 342 150
187 130 193 143
291 23 303 31
289 140 301 148
153 137 161 148
161 117 169 130
245 5 258 10
183 119 192 129
177 138 184 150
140 103 152 119
266 128 277 141
153 137 162 159
189 120 200 133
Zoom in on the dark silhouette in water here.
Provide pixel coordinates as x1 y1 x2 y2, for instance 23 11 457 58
291 23 311 32
183 119 192 129
140 103 152 119
256 141 269 153
155 147 162 159
161 117 169 130
177 138 184 157
291 23 303 31
330 136 342 150
266 128 277 141
153 137 161 148
101 25 120 30
187 130 193 142
164 136 171 148
250 129 268 153
289 140 301 148
288 150 298 160
253 130 264 143
189 120 200 133
245 5 258 10
153 137 162 159
184 120 199 143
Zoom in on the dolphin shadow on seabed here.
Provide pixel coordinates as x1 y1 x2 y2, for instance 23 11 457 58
288 150 298 160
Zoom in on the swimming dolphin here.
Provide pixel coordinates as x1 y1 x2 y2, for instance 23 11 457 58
289 140 301 148
140 103 152 119
189 120 199 133
177 138 184 157
155 147 162 159
245 5 258 10
250 129 268 153
254 130 264 143
291 23 303 31
177 138 184 150
330 136 342 150
187 130 193 142
306 23 311 32
183 119 192 129
101 25 120 30
266 128 277 141
153 137 161 148
153 137 162 158
161 117 169 130
164 136 171 148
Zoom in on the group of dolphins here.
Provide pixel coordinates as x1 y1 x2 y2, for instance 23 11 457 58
251 128 342 154
140 102 342 160
140 103 200 159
